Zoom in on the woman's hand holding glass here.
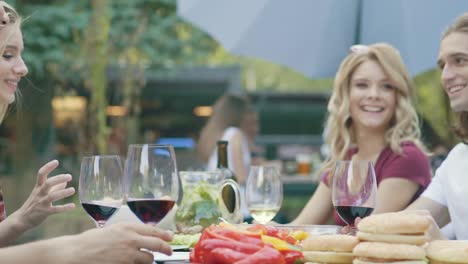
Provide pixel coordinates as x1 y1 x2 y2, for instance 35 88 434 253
246 166 283 224
79 156 123 228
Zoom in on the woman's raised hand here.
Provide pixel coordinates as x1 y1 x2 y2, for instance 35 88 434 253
13 160 75 230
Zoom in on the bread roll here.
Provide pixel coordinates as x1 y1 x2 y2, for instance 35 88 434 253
353 242 426 260
426 240 468 263
357 231 428 245
302 235 359 252
357 213 430 234
303 251 354 263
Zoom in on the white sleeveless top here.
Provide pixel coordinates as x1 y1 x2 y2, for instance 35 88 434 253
206 127 251 171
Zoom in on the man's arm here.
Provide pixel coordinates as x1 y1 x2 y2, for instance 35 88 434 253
0 235 70 264
406 197 450 227
405 197 450 240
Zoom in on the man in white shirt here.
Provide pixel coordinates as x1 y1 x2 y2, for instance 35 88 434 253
406 12 468 240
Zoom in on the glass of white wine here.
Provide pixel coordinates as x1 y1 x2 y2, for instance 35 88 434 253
246 165 283 224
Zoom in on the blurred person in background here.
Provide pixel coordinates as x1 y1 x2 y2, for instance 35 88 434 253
0 2 173 263
407 12 468 240
292 43 432 226
240 107 266 165
197 93 251 184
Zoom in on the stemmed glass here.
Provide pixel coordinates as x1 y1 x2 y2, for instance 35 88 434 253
124 144 179 226
79 155 123 227
245 166 283 224
332 160 377 226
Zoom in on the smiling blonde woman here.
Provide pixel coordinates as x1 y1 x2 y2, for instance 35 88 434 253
292 43 432 226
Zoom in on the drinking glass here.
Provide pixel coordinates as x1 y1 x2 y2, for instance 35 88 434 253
332 160 377 226
79 155 123 227
124 144 179 226
245 166 283 224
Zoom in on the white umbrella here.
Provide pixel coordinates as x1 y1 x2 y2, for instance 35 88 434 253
178 0 468 79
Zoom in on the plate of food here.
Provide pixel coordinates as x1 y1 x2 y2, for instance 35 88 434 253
153 251 190 263
170 245 190 251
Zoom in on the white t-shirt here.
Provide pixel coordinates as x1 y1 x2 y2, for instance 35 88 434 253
421 143 468 239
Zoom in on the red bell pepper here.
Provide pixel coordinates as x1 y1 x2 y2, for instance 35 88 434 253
189 247 202 263
199 238 262 254
204 248 249 264
215 228 264 246
235 245 286 264
281 249 305 264
276 229 298 245
192 224 303 264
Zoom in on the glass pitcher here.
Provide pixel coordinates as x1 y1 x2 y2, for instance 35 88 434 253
175 170 242 232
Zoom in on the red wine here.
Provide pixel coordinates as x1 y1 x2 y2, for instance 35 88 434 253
127 199 175 224
335 206 374 225
82 203 119 225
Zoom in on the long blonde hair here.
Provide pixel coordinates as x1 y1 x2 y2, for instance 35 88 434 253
197 94 250 162
0 1 21 124
320 43 424 177
442 13 468 140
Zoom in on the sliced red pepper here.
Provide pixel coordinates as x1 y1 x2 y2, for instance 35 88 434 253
215 228 263 246
199 238 262 254
234 245 286 264
204 247 249 264
264 225 280 237
204 227 237 242
276 229 298 245
246 224 269 235
280 249 304 264
189 247 202 263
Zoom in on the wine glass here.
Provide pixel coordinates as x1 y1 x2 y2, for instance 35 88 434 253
79 155 123 227
124 144 179 226
332 160 377 226
245 166 283 224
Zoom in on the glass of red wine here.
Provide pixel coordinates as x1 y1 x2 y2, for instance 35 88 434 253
79 155 123 227
124 144 179 226
332 160 377 227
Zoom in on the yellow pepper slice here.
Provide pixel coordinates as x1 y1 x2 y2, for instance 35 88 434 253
261 235 294 251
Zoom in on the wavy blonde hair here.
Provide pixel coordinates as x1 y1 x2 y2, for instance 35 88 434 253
320 43 425 178
0 1 21 124
442 13 468 140
197 93 250 162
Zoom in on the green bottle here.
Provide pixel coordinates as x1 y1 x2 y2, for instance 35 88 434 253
217 140 237 213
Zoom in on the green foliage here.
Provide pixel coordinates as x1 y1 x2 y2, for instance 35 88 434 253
14 0 450 147
19 2 90 78
16 0 217 81
414 69 456 146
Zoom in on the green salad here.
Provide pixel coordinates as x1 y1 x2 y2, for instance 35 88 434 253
170 233 201 248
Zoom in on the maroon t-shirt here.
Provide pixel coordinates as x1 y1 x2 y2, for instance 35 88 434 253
321 142 432 226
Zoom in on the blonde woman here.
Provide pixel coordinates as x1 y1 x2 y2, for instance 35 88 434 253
0 2 76 246
0 2 173 263
293 43 432 226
